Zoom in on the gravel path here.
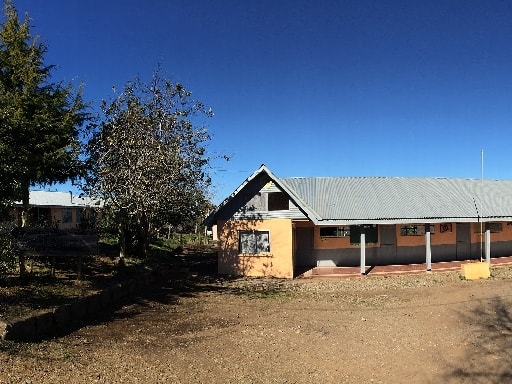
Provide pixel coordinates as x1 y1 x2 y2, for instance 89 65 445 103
2 268 512 383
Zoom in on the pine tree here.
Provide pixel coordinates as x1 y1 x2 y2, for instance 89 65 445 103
0 0 92 276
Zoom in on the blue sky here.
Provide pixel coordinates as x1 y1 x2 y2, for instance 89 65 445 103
11 0 512 203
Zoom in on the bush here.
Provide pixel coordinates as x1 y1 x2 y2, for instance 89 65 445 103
0 230 17 280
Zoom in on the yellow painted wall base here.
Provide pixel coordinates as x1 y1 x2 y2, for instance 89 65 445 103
461 262 490 280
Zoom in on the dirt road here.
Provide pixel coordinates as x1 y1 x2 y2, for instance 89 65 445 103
1 271 512 383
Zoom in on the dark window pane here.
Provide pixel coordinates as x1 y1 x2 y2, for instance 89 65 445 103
320 227 338 237
488 222 502 233
267 192 289 211
62 208 73 224
350 225 378 244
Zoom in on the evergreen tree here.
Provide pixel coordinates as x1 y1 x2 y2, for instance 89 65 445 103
0 0 92 276
0 0 91 212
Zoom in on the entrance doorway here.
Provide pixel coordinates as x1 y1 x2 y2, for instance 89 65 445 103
294 227 314 269
380 225 397 264
456 223 471 261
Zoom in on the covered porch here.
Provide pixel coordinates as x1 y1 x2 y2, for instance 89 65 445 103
296 255 512 279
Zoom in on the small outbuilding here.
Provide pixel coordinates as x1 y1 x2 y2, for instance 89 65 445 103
12 191 102 229
205 164 512 278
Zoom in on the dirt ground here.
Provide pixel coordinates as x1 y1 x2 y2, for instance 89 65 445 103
1 266 512 384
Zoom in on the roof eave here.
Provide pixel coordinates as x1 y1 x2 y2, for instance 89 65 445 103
204 164 274 226
316 217 482 225
204 164 323 226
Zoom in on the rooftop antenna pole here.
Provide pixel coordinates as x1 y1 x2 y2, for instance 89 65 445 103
480 149 484 261
481 149 484 183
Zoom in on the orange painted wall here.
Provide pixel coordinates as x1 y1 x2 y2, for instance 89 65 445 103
314 227 379 249
396 227 424 246
471 222 512 243
50 208 74 229
12 207 97 229
217 220 512 277
471 223 484 243
396 224 457 247
394 222 512 247
217 218 294 278
312 222 512 250
431 224 456 245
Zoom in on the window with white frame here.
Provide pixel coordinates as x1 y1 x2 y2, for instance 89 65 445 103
400 224 435 236
238 231 270 254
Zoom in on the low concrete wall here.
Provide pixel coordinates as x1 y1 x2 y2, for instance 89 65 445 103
0 268 169 342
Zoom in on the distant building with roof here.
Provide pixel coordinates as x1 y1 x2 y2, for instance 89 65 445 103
205 164 512 278
12 191 103 229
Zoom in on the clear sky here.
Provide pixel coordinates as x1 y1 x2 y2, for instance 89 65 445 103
10 0 512 203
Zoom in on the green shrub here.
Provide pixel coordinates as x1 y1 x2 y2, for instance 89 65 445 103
0 231 17 279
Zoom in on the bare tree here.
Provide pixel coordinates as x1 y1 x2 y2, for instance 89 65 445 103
85 69 214 262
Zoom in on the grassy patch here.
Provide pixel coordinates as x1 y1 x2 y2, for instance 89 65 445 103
0 340 26 355
245 288 291 300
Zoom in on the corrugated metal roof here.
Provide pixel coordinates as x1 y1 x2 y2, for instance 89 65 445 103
476 179 512 218
14 191 103 208
281 176 512 223
206 165 512 225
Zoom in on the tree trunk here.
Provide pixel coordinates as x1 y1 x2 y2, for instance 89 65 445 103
18 185 30 278
118 208 126 266
76 254 82 281
21 187 29 228
138 211 150 258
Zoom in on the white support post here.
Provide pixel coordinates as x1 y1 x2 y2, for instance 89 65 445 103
360 233 366 275
485 229 491 264
425 225 432 271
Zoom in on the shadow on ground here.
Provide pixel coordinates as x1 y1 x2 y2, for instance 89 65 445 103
444 296 512 383
1 247 289 344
